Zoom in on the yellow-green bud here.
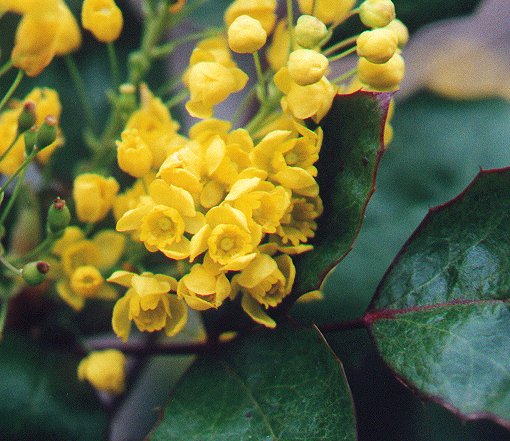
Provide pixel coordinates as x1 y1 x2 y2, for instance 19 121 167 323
117 83 137 122
358 52 405 90
295 15 329 49
359 0 396 28
24 127 38 155
36 116 58 149
383 19 409 48
22 261 50 286
228 15 267 54
287 49 329 86
47 197 71 234
17 101 36 134
357 29 398 64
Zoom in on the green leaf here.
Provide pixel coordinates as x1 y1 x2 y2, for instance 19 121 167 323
366 168 510 430
148 326 357 441
0 333 108 441
291 91 392 298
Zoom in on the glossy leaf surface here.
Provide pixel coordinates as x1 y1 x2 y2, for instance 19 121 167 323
149 326 357 441
292 91 392 298
0 333 108 441
367 168 510 429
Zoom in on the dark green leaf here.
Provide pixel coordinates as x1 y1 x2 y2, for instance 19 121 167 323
0 333 108 441
292 91 392 298
148 326 357 441
367 168 510 430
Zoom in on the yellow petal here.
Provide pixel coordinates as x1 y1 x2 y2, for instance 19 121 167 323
56 280 85 311
160 236 191 260
237 253 277 288
107 270 135 287
116 203 151 232
112 292 133 342
221 252 258 272
189 224 212 262
164 296 188 336
93 230 126 270
149 179 196 217
241 293 276 328
131 274 170 295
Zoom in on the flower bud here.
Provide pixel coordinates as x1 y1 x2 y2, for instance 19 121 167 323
73 174 119 223
357 29 398 64
287 49 329 86
358 52 405 90
47 197 71 234
81 0 123 43
359 0 396 28
295 15 329 49
24 127 38 155
17 101 36 134
77 350 126 394
117 84 137 121
383 19 409 48
116 129 153 178
22 261 50 286
228 15 267 54
36 116 58 149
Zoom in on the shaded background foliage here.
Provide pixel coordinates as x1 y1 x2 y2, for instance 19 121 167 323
1 0 510 440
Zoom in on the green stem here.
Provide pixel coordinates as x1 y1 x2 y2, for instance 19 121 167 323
328 46 357 62
0 151 35 196
0 60 13 78
0 165 28 226
64 56 97 131
0 133 21 164
107 43 121 88
286 0 295 51
323 35 359 56
13 235 55 264
0 298 8 337
253 51 266 102
329 8 359 32
0 255 21 276
150 28 222 59
331 67 358 84
165 89 189 108
0 70 23 113
232 84 257 127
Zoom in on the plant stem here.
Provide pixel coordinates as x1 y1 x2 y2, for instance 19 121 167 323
0 133 21 164
165 89 189 108
253 51 266 102
0 150 35 196
107 42 121 88
0 255 22 276
0 60 13 78
0 166 27 226
323 35 359 56
318 317 367 333
0 298 8 338
328 45 357 63
331 67 358 84
64 55 97 131
0 70 23 113
286 0 295 51
13 234 55 264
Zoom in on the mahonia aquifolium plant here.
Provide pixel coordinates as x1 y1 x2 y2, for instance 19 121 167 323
0 0 406 398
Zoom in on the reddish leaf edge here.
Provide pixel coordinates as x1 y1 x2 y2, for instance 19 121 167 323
285 90 393 306
362 166 510 431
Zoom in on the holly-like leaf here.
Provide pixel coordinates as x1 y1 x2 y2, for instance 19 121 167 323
366 168 510 430
291 91 392 298
147 325 357 441
0 333 108 441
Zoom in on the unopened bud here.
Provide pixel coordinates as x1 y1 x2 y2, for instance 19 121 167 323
287 49 329 86
22 261 50 286
36 116 58 149
117 83 137 121
359 0 396 28
228 15 267 54
17 101 36 134
295 15 329 49
357 29 398 64
383 19 409 48
47 197 71 234
24 127 38 155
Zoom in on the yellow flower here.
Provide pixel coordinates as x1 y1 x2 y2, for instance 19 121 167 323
190 205 261 268
274 67 337 122
126 85 183 168
383 19 409 48
116 179 204 260
298 0 356 25
78 350 126 394
54 228 125 310
108 271 188 342
277 195 323 246
287 49 329 86
177 256 231 310
224 0 277 34
6 0 81 76
266 20 290 71
356 29 398 64
116 128 153 178
228 15 267 54
185 61 248 119
357 52 405 91
73 174 119 223
113 177 153 222
81 0 123 43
